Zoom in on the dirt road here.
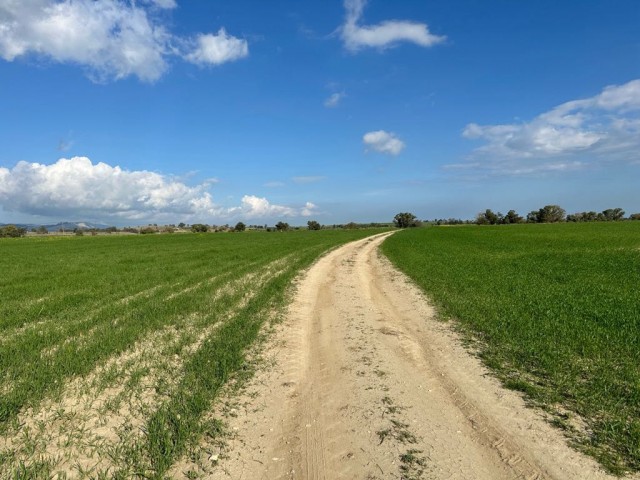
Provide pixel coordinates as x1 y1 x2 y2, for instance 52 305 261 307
204 232 619 480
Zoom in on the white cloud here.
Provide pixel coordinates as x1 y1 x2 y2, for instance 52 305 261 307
0 1 247 82
457 79 640 175
324 92 346 108
184 29 248 66
143 0 177 9
301 202 319 217
0 157 316 222
363 130 405 156
229 195 318 219
341 0 445 52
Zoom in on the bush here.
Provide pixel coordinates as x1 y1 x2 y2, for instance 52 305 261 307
0 225 27 238
234 222 246 232
393 212 418 228
191 224 209 233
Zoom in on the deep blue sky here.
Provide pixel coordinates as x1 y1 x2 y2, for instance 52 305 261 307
1 0 639 225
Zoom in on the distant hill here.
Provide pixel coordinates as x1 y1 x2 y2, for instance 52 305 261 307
0 221 111 232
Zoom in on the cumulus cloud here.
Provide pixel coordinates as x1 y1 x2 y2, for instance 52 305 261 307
0 157 316 222
324 92 346 108
184 29 248 66
0 0 247 82
229 195 318 219
457 79 640 175
363 130 405 156
341 0 445 52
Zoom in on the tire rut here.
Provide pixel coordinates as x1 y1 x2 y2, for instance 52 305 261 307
199 233 628 480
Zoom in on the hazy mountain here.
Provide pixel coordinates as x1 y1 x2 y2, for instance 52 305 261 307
0 221 111 232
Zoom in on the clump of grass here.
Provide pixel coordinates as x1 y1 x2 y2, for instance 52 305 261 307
400 449 428 480
382 222 640 474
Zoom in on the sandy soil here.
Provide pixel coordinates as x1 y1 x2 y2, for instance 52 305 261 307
197 232 627 480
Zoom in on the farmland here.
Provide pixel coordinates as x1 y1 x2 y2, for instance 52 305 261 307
0 229 379 478
382 222 640 474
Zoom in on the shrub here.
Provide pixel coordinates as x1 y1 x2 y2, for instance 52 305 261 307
393 212 418 228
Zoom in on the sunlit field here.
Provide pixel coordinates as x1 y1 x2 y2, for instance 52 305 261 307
0 229 379 478
383 222 640 474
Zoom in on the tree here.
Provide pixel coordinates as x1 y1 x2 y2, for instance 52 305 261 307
601 208 625 221
504 210 523 224
307 220 321 231
0 225 26 238
630 213 640 221
476 209 499 225
393 212 418 228
105 226 118 233
275 221 290 232
537 205 566 223
36 225 48 234
526 211 539 223
191 223 209 233
234 222 246 232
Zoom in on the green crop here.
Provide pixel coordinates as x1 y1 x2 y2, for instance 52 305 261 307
382 222 640 474
0 229 381 477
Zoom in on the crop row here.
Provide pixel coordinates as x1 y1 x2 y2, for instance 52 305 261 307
0 230 379 478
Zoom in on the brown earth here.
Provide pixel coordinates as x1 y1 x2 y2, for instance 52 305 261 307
188 232 628 480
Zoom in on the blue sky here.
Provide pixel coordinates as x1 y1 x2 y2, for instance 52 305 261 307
0 0 639 226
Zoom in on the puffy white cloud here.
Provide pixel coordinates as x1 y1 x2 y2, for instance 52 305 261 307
0 156 218 220
0 1 247 82
184 29 248 66
457 79 640 175
363 130 405 156
0 157 317 222
301 202 319 217
324 92 346 108
229 195 317 219
341 0 445 52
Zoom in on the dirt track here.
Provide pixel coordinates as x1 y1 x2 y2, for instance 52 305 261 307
206 232 621 480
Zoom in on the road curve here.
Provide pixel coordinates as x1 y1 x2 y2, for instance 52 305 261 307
204 232 621 480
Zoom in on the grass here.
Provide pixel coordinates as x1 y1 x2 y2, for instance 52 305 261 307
0 229 382 478
382 222 640 475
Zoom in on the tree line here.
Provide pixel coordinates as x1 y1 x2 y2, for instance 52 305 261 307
475 205 638 225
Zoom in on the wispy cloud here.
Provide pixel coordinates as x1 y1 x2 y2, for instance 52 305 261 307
292 176 327 184
455 79 640 176
340 0 445 52
0 157 316 222
363 130 405 156
324 92 346 108
0 1 248 82
263 181 285 188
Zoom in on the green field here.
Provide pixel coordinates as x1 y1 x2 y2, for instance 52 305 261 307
0 230 379 478
382 222 640 474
